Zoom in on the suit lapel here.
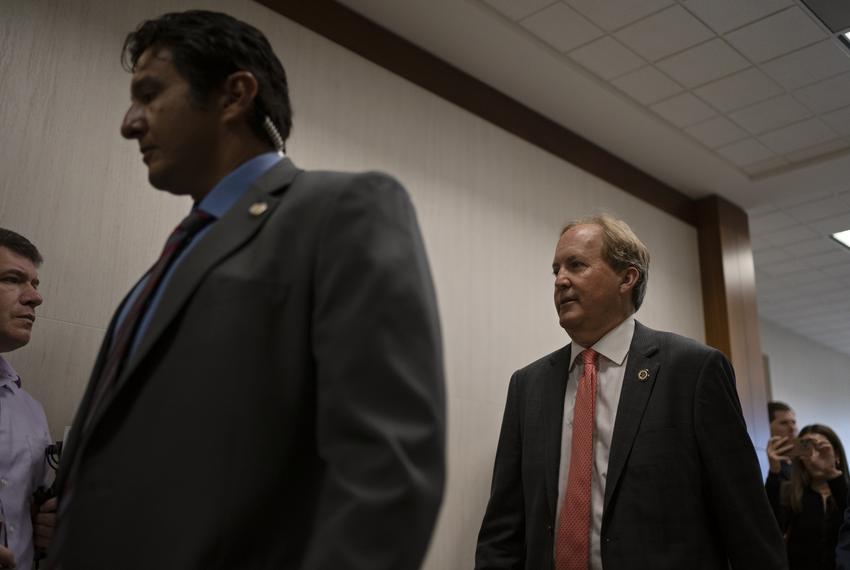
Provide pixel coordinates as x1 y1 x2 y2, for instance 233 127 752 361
603 322 660 511
543 344 571 518
82 158 301 436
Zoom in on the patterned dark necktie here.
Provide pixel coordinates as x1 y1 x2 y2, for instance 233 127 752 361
82 208 214 432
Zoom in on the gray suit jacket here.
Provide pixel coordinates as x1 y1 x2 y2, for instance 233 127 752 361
476 322 786 569
51 158 446 569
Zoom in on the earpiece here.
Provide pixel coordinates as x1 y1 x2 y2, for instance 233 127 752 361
263 115 285 155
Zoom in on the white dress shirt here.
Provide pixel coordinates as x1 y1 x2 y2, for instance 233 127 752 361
556 316 635 570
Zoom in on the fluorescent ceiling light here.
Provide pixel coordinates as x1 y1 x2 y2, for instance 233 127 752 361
833 229 850 249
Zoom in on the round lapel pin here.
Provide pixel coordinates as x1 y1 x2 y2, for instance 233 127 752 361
249 201 268 216
638 369 649 381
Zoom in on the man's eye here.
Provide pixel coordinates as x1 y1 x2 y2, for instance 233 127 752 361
139 90 157 103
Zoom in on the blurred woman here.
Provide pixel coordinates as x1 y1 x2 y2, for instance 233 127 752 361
766 424 849 569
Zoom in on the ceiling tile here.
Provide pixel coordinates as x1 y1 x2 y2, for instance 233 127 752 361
794 71 850 113
750 210 799 234
776 268 828 285
715 138 775 166
810 213 850 234
611 66 682 104
754 247 789 265
724 7 827 63
790 196 850 222
795 280 843 297
806 249 850 268
568 37 645 79
521 3 603 53
685 116 749 148
771 188 836 208
656 39 750 88
564 0 674 32
759 118 837 155
783 238 838 256
650 92 717 127
695 67 783 112
481 0 559 21
759 259 808 276
784 139 849 163
761 224 819 246
681 0 793 34
615 5 714 62
762 40 850 91
742 156 788 176
728 94 812 135
823 263 850 278
822 105 850 136
748 204 778 217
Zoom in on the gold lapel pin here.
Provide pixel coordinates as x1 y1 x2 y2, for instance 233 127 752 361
249 201 268 217
638 369 649 381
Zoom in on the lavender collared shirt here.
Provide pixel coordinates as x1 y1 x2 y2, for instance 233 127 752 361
0 356 51 570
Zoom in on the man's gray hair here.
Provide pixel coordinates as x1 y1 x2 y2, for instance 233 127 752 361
560 214 650 311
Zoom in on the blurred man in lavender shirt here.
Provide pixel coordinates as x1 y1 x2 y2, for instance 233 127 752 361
0 229 54 570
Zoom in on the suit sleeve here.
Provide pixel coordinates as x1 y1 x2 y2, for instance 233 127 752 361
301 173 446 570
693 350 788 570
475 372 526 569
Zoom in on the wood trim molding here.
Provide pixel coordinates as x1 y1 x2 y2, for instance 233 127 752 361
254 0 697 225
697 196 770 447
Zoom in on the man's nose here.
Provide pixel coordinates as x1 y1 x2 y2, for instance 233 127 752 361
555 270 570 288
121 103 145 139
22 286 43 308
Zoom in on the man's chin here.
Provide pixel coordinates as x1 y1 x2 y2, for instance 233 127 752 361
148 173 191 196
0 332 31 353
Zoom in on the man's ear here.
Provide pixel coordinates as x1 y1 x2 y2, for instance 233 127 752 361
620 266 639 293
220 71 259 123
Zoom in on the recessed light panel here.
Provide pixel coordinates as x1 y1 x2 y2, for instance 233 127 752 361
832 229 850 249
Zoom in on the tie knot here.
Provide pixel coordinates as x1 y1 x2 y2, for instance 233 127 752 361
581 349 598 367
178 208 215 235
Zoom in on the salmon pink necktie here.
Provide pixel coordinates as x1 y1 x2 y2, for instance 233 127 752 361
556 348 599 570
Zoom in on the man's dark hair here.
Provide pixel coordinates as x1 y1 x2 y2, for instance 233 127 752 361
767 401 792 423
0 228 42 266
122 10 292 150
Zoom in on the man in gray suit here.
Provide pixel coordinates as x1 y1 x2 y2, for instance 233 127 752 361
475 215 785 569
50 10 445 569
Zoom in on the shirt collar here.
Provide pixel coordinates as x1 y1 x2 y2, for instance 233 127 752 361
0 355 21 390
196 151 283 218
569 315 636 369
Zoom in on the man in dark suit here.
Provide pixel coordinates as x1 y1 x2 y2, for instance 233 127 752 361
49 10 445 570
475 215 785 569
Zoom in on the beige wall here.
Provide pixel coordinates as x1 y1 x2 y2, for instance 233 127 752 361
0 1 705 567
